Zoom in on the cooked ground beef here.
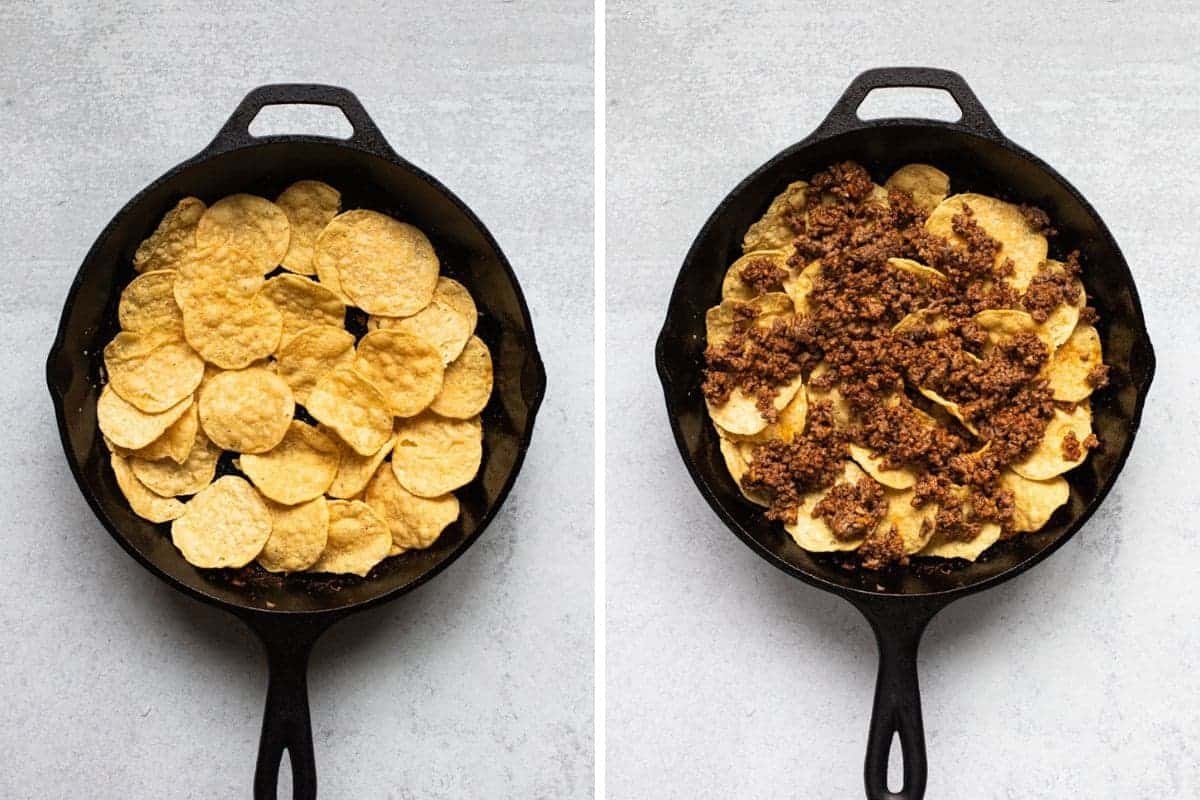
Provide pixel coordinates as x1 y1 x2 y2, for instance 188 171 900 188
705 162 1105 569
1087 363 1111 388
858 524 908 570
739 256 788 293
1022 251 1080 323
813 477 887 541
702 315 810 420
1062 430 1082 461
743 401 845 523
934 504 980 542
1020 204 1057 237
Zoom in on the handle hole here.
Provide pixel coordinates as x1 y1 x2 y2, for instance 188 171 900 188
887 731 903 794
857 87 962 123
277 746 294 800
248 104 354 140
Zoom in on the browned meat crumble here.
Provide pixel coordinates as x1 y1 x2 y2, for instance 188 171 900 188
703 161 1107 569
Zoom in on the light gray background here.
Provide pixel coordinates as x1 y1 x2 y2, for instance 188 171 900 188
0 2 591 798
608 2 1196 798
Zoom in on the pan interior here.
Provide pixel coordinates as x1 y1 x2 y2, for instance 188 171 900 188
658 125 1153 596
48 141 544 613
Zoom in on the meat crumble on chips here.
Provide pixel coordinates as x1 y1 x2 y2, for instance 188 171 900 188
702 161 1107 569
98 182 494 579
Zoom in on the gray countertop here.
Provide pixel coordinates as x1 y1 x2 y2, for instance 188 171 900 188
607 1 1197 798
0 1 592 797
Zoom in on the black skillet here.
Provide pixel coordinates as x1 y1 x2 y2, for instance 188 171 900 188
656 68 1154 799
45 84 546 799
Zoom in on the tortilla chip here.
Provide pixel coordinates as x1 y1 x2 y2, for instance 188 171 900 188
884 164 950 214
925 193 1048 293
743 180 807 252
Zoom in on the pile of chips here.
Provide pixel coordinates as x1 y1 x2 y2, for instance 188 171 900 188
707 164 1104 563
99 182 493 578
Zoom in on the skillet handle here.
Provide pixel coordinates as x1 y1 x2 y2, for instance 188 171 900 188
814 68 1003 139
202 83 398 159
852 596 949 800
241 613 341 800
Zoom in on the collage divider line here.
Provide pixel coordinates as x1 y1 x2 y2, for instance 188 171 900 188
593 0 606 798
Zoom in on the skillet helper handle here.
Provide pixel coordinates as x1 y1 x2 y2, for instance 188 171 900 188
243 614 338 800
202 83 398 159
854 597 948 800
814 67 1002 139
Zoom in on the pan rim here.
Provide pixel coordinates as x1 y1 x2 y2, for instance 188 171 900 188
47 134 547 620
657 119 1155 602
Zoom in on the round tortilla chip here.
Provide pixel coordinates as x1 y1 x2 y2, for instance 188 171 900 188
705 292 793 349
742 180 807 252
353 329 445 417
118 270 184 335
721 383 807 445
921 521 1002 561
276 325 356 405
716 434 769 508
974 308 1054 352
325 427 395 499
880 487 938 554
134 197 205 274
1032 260 1085 347
806 363 853 427
171 475 272 568
706 373 804 437
887 257 947 285
104 330 204 413
783 260 821 315
919 487 1003 560
1000 470 1069 533
255 496 326 573
432 276 478 322
1045 324 1102 402
308 499 391 577
276 180 341 275
128 401 199 464
429 335 493 419
97 384 192 450
849 443 917 489
181 291 283 369
721 250 791 301
174 242 265 306
306 365 393 456
198 366 295 454
917 387 979 436
893 307 953 336
129 431 220 497
314 210 439 316
196 193 290 273
1012 403 1092 480
926 193 1048 293
783 462 870 552
391 412 482 497
261 274 346 351
240 421 340 505
258 496 330 573
111 453 185 523
369 277 476 364
365 467 459 551
884 164 949 214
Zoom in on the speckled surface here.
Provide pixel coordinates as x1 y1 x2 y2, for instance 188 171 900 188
607 2 1195 798
0 2 592 797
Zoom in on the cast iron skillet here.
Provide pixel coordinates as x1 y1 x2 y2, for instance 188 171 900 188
46 84 546 799
656 68 1154 799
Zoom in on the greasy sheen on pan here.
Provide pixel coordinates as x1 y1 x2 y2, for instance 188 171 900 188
702 160 1107 569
